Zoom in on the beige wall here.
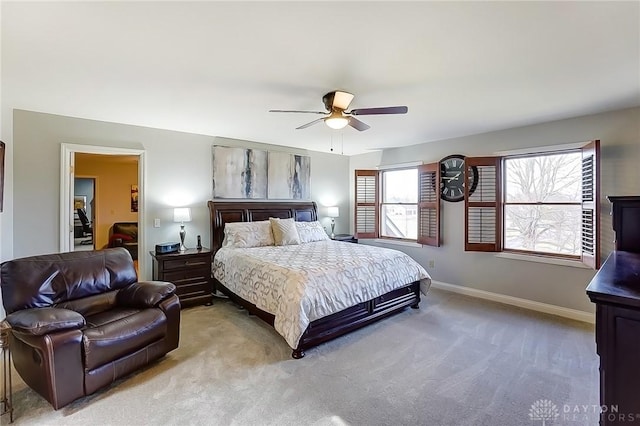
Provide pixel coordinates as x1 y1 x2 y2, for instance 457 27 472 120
75 154 138 249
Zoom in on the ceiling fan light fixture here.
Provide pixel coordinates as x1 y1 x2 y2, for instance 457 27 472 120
324 116 349 130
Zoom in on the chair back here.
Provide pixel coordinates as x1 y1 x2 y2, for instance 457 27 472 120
0 248 137 314
77 208 92 233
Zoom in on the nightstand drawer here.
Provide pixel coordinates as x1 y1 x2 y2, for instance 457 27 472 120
163 267 210 284
175 281 209 297
163 255 210 271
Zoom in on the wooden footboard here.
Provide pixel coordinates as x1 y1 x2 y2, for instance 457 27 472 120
214 278 420 358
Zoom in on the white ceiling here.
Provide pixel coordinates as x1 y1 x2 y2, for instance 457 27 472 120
3 1 639 155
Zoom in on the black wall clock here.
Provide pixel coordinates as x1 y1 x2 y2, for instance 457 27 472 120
439 154 479 202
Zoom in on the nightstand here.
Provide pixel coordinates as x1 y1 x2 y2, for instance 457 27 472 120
150 248 213 308
333 234 358 243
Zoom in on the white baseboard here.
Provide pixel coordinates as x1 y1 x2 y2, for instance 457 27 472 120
430 280 595 324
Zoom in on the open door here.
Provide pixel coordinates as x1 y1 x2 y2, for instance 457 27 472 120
60 144 147 278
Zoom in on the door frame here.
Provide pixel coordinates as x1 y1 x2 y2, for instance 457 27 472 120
60 144 147 279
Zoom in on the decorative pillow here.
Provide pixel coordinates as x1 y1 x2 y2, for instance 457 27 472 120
222 221 274 248
296 221 330 243
270 217 301 246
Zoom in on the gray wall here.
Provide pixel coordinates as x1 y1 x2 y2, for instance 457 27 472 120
11 110 350 281
350 107 640 313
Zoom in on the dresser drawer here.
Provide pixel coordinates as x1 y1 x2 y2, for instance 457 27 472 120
163 255 210 271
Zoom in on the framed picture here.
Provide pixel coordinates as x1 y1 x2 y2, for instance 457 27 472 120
74 196 87 210
131 184 138 212
0 141 4 212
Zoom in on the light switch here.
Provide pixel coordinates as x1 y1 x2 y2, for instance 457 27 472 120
154 218 161 228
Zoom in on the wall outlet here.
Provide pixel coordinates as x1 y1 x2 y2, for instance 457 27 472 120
153 218 161 228
428 260 435 269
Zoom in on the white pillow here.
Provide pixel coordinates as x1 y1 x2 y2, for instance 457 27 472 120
222 221 274 248
269 217 301 246
296 221 330 243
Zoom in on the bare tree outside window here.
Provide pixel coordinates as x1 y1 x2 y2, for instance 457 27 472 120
380 168 418 240
504 152 582 256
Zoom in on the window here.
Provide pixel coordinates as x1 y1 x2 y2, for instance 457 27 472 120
504 152 582 257
464 140 600 269
355 163 440 246
380 169 418 239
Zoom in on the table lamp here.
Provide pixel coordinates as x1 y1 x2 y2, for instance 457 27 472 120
173 207 192 252
327 206 339 239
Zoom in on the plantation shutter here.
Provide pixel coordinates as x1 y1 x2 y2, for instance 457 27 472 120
355 170 379 238
581 140 600 269
417 163 440 246
465 157 502 252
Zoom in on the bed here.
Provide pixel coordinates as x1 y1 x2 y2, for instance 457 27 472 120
208 200 431 358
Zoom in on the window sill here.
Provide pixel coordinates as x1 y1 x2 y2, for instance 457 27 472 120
495 252 590 269
362 238 423 248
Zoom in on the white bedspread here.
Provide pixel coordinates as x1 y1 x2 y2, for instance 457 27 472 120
213 240 431 349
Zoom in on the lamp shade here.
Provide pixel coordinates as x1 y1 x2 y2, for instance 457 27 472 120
327 206 339 218
173 207 192 223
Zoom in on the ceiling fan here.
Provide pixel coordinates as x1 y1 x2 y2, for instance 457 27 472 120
269 90 408 131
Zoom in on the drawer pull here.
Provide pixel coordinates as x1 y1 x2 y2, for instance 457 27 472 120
185 261 206 266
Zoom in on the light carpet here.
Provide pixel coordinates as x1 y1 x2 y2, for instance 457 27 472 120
6 289 598 425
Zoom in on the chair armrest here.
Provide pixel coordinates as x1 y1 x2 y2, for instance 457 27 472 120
5 307 85 336
117 281 177 308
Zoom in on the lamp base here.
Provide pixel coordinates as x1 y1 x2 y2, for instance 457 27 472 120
179 225 186 252
330 219 336 239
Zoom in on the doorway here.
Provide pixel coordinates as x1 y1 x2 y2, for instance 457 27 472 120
60 144 146 279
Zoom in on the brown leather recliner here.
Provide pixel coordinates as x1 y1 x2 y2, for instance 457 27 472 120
0 248 180 409
108 222 138 260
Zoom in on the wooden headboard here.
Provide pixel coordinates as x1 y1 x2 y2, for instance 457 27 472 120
207 201 318 254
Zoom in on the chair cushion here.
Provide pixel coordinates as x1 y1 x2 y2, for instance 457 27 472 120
83 308 166 370
56 291 118 317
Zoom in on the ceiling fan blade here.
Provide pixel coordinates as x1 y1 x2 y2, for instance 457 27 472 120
269 109 326 114
349 106 408 116
296 118 324 130
348 117 371 131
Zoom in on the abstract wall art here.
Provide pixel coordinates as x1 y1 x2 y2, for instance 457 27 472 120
212 146 268 199
212 145 310 200
267 151 311 200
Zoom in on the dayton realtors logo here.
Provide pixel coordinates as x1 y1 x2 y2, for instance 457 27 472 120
529 400 635 424
529 400 560 425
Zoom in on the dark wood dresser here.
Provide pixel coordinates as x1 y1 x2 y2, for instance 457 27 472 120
586 196 640 425
150 248 213 308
